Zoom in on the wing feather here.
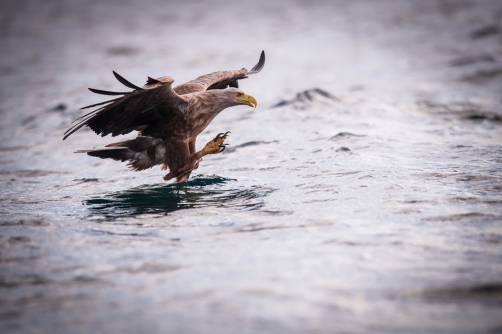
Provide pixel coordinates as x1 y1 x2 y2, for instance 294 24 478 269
173 50 265 95
79 98 120 110
64 82 187 141
112 71 144 90
88 88 131 96
249 50 265 74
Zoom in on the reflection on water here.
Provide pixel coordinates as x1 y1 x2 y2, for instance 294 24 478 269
85 175 275 217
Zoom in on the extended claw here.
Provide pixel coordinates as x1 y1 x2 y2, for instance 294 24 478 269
213 131 231 142
219 143 229 152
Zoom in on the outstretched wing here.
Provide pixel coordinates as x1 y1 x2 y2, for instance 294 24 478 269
63 73 188 141
173 50 265 95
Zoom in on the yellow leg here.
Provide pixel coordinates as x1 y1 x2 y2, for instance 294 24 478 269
164 132 230 182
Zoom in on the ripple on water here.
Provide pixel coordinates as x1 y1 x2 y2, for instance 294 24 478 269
423 212 501 222
329 132 366 141
85 175 275 217
0 218 50 227
392 283 502 303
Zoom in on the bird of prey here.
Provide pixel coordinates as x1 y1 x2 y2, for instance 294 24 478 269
64 51 265 182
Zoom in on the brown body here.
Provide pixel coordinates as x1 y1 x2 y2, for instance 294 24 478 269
65 51 264 182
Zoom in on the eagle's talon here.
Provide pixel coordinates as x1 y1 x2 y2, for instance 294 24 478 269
214 133 225 142
214 131 231 141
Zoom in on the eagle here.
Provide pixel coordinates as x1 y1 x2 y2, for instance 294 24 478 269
64 51 265 182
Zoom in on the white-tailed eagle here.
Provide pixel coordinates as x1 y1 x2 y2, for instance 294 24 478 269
64 51 265 182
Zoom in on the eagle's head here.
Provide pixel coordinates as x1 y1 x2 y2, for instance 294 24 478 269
221 88 258 109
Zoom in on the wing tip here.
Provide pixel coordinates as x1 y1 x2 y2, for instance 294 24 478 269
88 87 130 96
249 50 265 74
112 71 143 91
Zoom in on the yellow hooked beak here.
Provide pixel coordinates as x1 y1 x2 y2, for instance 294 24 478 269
237 94 258 109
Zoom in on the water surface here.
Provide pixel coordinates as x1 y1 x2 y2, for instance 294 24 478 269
1 1 501 333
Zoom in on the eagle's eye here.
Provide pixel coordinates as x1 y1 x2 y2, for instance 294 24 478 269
236 92 243 97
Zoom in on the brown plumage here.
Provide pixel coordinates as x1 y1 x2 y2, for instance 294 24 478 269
65 51 265 182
